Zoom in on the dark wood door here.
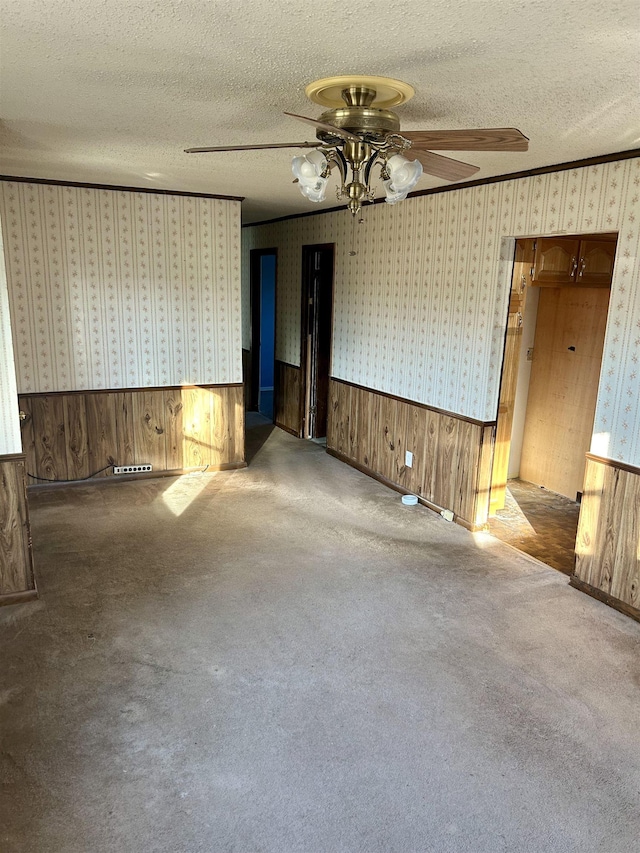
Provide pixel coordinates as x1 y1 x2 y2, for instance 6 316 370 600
301 244 334 439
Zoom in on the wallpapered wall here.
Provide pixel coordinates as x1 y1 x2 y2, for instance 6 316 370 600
242 157 640 466
0 222 22 455
0 182 242 394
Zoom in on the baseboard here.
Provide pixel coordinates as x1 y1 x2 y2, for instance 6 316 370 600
326 447 480 531
0 588 39 608
275 421 300 438
569 576 640 623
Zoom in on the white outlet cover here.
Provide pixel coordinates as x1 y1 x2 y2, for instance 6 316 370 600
405 450 413 468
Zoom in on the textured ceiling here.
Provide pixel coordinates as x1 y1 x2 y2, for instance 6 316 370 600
1 0 639 223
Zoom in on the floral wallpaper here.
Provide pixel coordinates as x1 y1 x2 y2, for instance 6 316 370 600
0 182 242 394
0 222 22 455
242 156 640 466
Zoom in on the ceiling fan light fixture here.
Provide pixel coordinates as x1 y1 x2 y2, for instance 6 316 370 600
383 179 408 205
385 154 423 193
292 150 327 182
186 76 528 218
292 150 329 202
299 177 329 203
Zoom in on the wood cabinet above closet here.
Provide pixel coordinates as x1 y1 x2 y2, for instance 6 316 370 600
532 234 617 287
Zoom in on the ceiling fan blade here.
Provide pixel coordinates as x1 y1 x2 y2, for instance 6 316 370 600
185 141 322 153
284 112 360 142
401 128 529 152
409 149 480 182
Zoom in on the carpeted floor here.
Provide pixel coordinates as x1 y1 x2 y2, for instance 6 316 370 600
1 419 639 853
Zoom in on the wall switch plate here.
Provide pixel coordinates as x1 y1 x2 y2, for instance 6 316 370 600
405 450 413 468
113 464 152 475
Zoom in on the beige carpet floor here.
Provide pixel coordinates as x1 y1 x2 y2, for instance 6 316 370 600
1 419 639 852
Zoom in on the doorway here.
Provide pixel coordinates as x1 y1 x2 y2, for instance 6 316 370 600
250 249 277 420
489 233 616 573
300 244 334 440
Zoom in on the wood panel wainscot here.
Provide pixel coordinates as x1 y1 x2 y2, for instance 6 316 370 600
327 378 496 529
274 360 302 437
0 454 37 604
572 454 640 621
19 384 246 485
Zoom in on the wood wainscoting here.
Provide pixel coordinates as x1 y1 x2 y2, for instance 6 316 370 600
274 360 302 437
0 454 37 604
18 384 245 484
327 378 496 530
572 454 640 620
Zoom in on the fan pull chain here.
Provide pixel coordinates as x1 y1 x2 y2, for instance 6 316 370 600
349 205 365 256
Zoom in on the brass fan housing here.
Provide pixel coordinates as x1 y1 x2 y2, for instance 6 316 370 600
309 75 412 143
317 106 401 143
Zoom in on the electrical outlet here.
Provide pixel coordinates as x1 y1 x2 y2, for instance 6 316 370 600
405 450 413 468
526 347 534 361
113 464 152 475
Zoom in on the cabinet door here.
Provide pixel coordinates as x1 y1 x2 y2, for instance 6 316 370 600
532 237 580 285
577 240 616 287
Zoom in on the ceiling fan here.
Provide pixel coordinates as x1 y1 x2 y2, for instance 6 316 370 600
185 75 529 217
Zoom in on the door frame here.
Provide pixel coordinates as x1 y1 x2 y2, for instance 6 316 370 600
489 238 535 514
299 243 335 439
249 248 278 415
490 231 617 514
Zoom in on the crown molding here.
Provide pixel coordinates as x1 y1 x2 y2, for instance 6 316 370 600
0 175 244 202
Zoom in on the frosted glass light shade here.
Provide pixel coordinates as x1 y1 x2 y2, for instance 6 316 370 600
385 154 423 197
383 179 408 204
292 150 329 202
299 177 328 202
292 150 328 183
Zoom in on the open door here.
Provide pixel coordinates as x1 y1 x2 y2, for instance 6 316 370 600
301 244 334 439
250 249 277 419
